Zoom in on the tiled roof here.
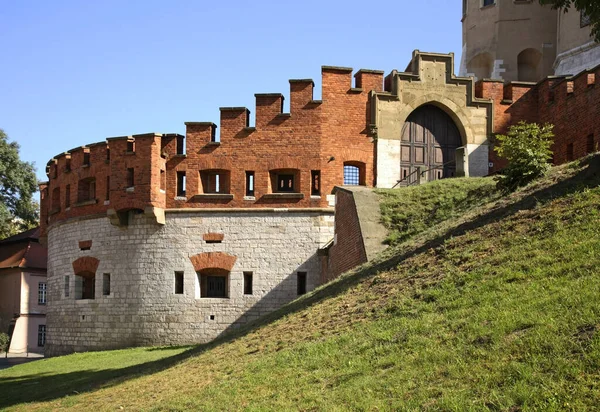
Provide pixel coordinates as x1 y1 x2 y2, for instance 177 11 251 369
0 227 47 270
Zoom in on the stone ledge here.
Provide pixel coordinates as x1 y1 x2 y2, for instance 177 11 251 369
73 199 97 207
261 193 304 200
191 194 234 201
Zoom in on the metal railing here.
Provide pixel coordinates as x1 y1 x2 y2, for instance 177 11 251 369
391 159 456 189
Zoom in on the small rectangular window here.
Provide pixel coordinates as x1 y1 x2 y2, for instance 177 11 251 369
65 158 71 172
106 147 111 162
38 282 47 305
297 271 307 295
277 174 295 192
581 12 591 28
245 171 255 197
160 170 166 191
311 170 321 196
174 271 184 294
567 143 574 161
83 152 90 166
64 275 70 297
176 171 186 197
106 176 110 201
176 136 185 155
65 184 71 208
102 273 111 296
127 168 135 188
127 139 135 152
587 135 595 154
38 325 46 347
482 0 495 6
243 272 253 295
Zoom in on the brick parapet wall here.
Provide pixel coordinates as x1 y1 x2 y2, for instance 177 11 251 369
41 66 384 234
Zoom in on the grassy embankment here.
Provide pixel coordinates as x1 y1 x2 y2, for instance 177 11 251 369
2 155 600 410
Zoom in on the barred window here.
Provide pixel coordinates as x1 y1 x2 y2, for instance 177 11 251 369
38 282 47 305
581 12 591 28
343 165 360 185
38 325 46 347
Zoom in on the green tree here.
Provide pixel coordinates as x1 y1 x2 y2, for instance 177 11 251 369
0 129 39 239
539 0 600 42
494 122 555 193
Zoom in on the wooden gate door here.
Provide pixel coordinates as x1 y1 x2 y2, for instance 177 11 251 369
399 105 462 185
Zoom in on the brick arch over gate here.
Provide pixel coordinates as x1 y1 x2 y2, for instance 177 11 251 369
72 256 100 274
189 252 237 272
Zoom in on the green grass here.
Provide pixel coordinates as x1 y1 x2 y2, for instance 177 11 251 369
377 177 498 245
2 155 600 410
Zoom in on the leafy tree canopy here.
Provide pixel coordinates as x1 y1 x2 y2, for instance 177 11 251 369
539 0 600 42
0 129 39 239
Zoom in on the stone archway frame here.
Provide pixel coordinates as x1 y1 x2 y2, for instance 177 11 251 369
72 256 100 275
189 252 237 272
372 51 495 186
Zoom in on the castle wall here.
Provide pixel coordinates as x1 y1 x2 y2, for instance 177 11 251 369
45 210 333 356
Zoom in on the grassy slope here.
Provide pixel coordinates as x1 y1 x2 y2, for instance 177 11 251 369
2 156 600 410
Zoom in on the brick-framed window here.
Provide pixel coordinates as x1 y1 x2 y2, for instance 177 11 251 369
51 187 60 212
176 171 186 197
587 135 595 154
75 272 95 300
567 143 574 161
311 170 321 196
270 169 300 193
245 171 255 197
83 151 90 166
200 170 230 194
38 282 47 305
77 177 96 203
126 139 135 153
38 325 46 347
65 184 71 208
343 162 366 186
126 168 135 188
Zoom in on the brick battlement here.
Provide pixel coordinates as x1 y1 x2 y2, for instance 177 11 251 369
478 64 600 173
40 66 384 238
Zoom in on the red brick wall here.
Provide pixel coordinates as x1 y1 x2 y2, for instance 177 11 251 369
326 189 367 281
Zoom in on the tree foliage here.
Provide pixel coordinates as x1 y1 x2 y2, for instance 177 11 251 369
494 122 555 193
539 0 600 42
0 129 39 239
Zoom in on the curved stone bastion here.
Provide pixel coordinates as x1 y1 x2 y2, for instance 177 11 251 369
45 209 333 356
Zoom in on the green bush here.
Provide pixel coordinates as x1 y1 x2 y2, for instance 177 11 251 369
494 121 554 193
0 332 9 353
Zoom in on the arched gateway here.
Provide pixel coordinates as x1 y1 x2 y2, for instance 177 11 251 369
399 105 462 186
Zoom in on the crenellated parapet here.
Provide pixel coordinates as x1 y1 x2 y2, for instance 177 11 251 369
40 65 386 236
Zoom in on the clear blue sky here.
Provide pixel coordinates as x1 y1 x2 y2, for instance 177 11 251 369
1 0 462 183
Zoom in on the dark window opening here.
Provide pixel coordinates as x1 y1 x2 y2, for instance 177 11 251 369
482 0 495 6
200 170 230 194
243 272 253 295
65 184 71 208
75 272 95 300
174 271 184 294
106 148 110 162
586 135 595 154
160 170 166 191
462 0 467 16
38 282 47 305
127 168 135 188
344 165 360 185
52 165 57 179
83 152 90 166
102 273 111 296
198 270 229 298
277 174 294 192
106 176 110 201
65 158 71 172
176 171 186 197
51 187 60 211
127 139 135 152
78 178 96 202
567 143 574 161
297 271 307 295
311 170 321 196
211 126 217 143
38 325 46 347
64 275 70 297
176 136 185 155
245 171 255 197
